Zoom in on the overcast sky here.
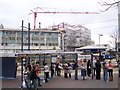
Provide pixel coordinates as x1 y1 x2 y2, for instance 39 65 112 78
0 0 118 47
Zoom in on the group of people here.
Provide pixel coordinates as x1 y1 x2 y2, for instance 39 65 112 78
21 58 120 89
80 58 115 82
23 61 42 89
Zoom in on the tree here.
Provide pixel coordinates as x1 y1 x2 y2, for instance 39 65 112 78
109 30 118 46
0 24 4 29
65 33 76 47
98 0 120 12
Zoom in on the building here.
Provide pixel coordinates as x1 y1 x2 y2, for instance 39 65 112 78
0 28 63 54
50 22 93 51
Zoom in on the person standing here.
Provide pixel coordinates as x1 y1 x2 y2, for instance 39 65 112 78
102 60 108 81
81 59 87 80
26 62 32 72
35 64 42 86
56 62 60 76
50 63 54 78
107 61 113 81
93 58 96 76
29 66 38 88
118 61 120 77
87 60 91 77
67 62 72 78
63 62 68 78
44 63 49 82
95 60 101 80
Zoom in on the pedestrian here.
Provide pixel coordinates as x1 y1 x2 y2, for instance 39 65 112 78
55 62 59 76
93 58 96 76
118 61 120 77
26 62 32 72
107 61 113 81
29 66 37 81
56 62 62 76
63 62 68 78
103 60 108 81
95 60 101 80
50 63 54 77
81 59 87 80
44 63 49 82
35 64 42 86
29 66 38 88
67 62 72 78
87 60 91 77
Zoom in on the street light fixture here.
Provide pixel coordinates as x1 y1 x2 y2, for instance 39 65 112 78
99 34 103 46
111 35 118 61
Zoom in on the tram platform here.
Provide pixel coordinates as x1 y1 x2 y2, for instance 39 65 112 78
2 69 119 89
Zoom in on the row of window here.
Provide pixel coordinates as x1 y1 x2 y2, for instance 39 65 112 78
1 43 58 46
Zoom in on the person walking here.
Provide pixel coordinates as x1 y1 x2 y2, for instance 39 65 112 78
107 61 113 81
44 63 49 82
95 60 101 80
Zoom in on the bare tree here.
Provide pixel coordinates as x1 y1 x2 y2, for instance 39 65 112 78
98 0 120 12
0 24 4 29
109 29 118 48
65 33 76 47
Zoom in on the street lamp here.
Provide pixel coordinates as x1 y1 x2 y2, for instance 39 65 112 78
111 35 118 61
99 34 103 46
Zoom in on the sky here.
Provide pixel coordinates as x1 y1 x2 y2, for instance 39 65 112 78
0 0 118 47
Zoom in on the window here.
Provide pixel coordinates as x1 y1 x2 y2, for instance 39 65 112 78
40 43 45 46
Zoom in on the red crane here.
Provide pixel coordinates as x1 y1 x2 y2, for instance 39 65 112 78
29 7 99 30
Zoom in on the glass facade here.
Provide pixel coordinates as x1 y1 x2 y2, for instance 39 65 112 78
0 29 61 54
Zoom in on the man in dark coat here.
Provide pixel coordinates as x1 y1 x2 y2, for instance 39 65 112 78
87 60 91 77
29 66 37 81
95 60 101 80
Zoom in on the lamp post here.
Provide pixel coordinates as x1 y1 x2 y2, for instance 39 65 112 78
111 35 118 61
99 34 103 46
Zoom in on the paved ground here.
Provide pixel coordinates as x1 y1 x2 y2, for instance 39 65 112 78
2 68 119 89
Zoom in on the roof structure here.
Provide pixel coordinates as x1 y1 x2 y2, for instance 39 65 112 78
76 45 108 50
16 50 82 57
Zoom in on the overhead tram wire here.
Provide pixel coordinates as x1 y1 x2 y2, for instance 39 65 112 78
85 25 118 30
81 18 118 26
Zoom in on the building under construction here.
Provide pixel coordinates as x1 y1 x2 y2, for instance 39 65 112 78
50 22 94 51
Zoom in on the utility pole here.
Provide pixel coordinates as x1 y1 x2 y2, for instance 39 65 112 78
21 20 24 89
39 22 41 51
118 2 120 52
39 22 41 72
28 23 30 51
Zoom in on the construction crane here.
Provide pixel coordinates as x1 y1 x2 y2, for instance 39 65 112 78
29 7 99 30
